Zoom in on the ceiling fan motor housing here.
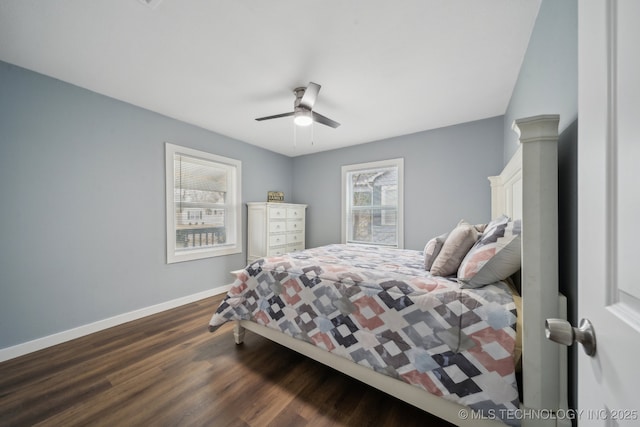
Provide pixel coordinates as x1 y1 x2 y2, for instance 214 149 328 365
293 87 307 109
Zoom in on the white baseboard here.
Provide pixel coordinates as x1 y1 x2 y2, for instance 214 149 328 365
0 285 232 363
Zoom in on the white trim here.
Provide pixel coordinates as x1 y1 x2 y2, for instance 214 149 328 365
341 158 404 248
165 143 242 263
0 285 232 363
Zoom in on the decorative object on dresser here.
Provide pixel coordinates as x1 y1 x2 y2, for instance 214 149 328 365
267 191 285 203
246 202 307 263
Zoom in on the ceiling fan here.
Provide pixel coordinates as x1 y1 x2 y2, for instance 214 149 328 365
255 82 340 128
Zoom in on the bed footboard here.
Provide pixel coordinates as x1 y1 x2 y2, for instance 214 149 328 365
236 320 506 427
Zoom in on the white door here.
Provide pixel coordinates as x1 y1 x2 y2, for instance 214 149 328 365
578 0 640 425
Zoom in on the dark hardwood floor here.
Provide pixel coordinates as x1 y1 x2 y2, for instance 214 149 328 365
0 294 455 426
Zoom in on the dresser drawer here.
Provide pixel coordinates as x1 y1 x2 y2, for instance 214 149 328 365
268 234 287 247
267 246 287 256
287 207 305 219
286 220 303 232
269 221 286 233
287 242 304 253
269 206 287 219
286 231 303 244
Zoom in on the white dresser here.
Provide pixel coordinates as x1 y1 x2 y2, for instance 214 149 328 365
246 202 307 263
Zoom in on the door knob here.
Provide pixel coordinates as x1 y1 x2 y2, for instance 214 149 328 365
545 318 597 357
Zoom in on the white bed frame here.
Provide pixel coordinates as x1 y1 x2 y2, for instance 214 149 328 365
233 115 568 427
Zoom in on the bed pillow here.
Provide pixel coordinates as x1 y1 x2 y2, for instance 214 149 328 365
430 220 480 277
423 232 449 270
474 223 488 234
458 216 521 288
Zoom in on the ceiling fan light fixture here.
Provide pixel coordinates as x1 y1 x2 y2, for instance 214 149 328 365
294 109 312 126
255 82 339 128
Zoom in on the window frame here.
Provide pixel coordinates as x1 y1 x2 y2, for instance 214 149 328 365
165 143 242 263
341 158 404 248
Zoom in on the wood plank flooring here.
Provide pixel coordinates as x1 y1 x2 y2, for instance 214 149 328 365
0 294 455 426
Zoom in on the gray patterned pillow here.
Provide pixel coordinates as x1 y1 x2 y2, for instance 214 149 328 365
458 216 521 288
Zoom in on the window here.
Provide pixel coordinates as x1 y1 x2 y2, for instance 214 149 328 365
165 143 241 263
342 158 404 248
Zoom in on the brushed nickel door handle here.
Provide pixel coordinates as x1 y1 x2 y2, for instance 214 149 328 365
545 318 597 356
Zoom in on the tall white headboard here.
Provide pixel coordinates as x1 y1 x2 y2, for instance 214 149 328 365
489 147 523 221
489 115 564 421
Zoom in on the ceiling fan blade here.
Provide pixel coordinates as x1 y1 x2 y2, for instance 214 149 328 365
255 111 294 121
312 111 341 128
299 82 321 110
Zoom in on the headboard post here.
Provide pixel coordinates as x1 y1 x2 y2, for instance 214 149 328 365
513 115 560 415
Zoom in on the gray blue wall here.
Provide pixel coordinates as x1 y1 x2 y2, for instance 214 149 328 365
0 58 506 352
292 117 505 251
503 0 578 162
0 61 293 349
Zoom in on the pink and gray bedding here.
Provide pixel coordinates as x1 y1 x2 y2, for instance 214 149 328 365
209 244 520 426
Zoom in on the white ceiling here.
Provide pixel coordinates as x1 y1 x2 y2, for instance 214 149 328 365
0 0 541 157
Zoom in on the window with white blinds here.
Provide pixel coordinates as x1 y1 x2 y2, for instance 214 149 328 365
341 158 404 248
165 143 241 263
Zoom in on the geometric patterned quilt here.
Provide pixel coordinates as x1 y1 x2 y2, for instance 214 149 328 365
209 244 520 426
